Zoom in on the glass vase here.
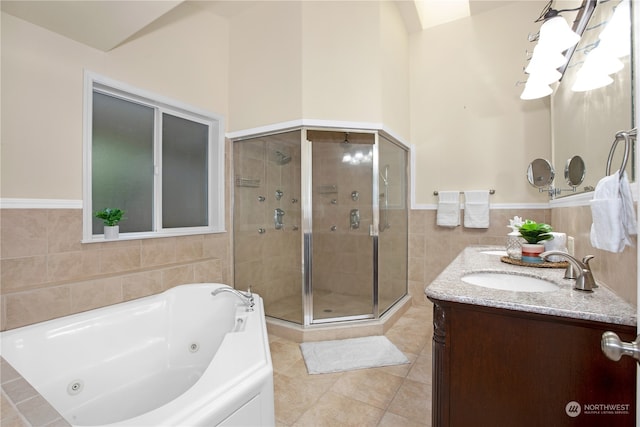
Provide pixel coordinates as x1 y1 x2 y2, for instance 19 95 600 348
506 233 523 260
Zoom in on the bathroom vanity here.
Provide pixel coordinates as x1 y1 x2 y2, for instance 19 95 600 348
425 247 637 427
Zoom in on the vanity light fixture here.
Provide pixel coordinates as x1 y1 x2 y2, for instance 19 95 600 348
520 0 585 100
520 77 553 100
598 0 631 59
570 0 630 92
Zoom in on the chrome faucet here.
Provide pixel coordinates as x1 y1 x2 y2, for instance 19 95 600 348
211 286 255 311
539 251 596 292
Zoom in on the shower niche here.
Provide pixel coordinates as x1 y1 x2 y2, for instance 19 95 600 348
233 128 408 327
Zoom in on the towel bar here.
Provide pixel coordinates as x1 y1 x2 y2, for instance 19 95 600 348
606 128 636 180
433 189 495 196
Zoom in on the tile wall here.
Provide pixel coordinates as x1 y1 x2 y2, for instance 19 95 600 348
3 205 636 331
0 208 231 330
552 205 637 305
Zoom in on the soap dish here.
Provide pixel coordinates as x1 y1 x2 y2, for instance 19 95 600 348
500 256 568 269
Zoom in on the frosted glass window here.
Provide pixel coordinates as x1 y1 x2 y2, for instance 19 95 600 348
92 92 154 234
162 114 208 228
83 72 225 242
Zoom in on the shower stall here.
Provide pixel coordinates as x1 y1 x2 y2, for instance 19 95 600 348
233 127 408 326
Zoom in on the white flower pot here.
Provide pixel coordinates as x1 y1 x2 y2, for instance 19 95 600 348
104 225 119 240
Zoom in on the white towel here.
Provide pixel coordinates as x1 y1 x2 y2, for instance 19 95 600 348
590 171 637 253
543 232 567 262
463 190 490 228
436 191 460 227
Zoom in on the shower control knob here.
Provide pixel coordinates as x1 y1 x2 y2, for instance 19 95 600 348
601 331 640 363
258 228 266 234
330 225 337 231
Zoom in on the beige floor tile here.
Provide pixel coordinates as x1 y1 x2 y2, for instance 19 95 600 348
270 339 304 374
375 352 416 378
387 378 432 424
406 353 432 385
385 327 429 355
378 411 430 427
330 368 404 409
269 299 434 427
293 391 384 427
273 373 338 426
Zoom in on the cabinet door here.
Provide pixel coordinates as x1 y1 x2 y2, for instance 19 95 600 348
431 300 636 427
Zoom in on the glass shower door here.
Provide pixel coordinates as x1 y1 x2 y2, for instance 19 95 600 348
233 131 302 324
378 135 408 315
308 131 375 322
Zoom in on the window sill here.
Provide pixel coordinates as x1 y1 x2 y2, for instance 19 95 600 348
82 228 226 244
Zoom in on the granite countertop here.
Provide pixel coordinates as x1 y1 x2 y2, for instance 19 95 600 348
425 246 637 327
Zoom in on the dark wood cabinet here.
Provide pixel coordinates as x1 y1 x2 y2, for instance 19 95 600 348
429 298 636 427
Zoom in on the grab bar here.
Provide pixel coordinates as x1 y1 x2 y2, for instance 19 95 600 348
606 128 636 180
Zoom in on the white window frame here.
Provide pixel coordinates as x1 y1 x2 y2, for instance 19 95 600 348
82 71 225 242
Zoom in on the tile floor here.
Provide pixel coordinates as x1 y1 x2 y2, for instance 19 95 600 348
269 301 434 426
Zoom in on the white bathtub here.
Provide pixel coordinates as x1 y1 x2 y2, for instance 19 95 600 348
0 283 275 427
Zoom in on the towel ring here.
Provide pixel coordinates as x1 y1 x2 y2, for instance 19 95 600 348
606 128 636 180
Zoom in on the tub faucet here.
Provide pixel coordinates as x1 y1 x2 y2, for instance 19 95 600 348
211 286 255 311
539 251 596 292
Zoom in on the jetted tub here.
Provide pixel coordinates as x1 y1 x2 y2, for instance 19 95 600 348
0 283 275 426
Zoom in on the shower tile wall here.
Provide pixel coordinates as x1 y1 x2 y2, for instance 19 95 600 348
312 141 373 302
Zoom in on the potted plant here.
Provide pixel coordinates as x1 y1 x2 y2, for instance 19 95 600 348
95 208 125 240
518 220 553 263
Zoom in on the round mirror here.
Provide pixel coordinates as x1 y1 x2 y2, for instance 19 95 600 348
527 158 555 188
564 155 586 188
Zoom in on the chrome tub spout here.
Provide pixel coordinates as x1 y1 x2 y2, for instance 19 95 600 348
211 286 255 311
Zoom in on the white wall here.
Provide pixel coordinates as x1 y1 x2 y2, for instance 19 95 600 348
1 4 229 200
228 1 303 131
409 1 551 205
2 1 550 206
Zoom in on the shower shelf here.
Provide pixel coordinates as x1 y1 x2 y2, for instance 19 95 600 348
317 185 338 194
235 177 261 188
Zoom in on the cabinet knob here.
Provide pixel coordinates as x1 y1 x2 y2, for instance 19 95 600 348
601 331 640 363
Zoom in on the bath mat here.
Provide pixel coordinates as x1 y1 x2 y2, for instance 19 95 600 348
300 336 409 374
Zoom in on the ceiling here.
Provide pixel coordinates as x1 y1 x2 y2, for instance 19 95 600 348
0 0 515 52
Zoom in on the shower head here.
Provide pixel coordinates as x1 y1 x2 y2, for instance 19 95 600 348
274 150 292 165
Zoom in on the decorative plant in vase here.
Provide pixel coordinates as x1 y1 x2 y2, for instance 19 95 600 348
95 208 125 240
518 220 553 263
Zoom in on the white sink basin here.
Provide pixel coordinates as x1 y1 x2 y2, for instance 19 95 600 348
461 272 560 293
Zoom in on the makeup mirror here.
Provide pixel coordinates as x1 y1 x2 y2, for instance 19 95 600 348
564 155 586 187
527 158 555 188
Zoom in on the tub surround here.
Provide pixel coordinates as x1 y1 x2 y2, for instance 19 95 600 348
425 246 636 326
0 284 274 427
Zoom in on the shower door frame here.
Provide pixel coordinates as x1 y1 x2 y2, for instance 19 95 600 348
302 128 380 326
231 124 408 327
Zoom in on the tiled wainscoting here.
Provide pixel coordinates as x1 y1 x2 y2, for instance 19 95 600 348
0 209 231 330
